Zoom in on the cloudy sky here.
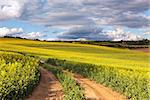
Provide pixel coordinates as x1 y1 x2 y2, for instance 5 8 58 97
0 0 149 41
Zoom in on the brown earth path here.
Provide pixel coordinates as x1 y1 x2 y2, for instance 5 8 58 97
63 70 126 100
26 66 126 100
26 67 63 100
74 74 126 100
131 48 150 53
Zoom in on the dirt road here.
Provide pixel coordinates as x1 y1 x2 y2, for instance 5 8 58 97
73 74 126 100
26 67 63 100
26 67 126 100
62 69 126 100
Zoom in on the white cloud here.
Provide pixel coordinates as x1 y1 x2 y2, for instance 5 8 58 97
0 27 45 39
144 31 150 35
106 27 142 41
18 32 46 39
0 0 28 20
0 27 23 37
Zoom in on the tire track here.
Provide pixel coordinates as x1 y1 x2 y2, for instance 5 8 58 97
26 67 64 100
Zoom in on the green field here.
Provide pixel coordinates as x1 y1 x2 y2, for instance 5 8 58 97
0 38 150 99
0 51 40 99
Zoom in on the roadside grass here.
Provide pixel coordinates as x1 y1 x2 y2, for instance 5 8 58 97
43 63 85 100
46 58 150 100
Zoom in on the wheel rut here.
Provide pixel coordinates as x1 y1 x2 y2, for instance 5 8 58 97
26 67 63 100
73 74 126 100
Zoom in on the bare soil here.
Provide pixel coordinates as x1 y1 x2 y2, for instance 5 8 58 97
74 74 126 100
26 67 63 100
131 48 150 53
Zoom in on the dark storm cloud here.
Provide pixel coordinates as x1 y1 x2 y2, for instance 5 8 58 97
58 26 112 41
57 26 142 41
